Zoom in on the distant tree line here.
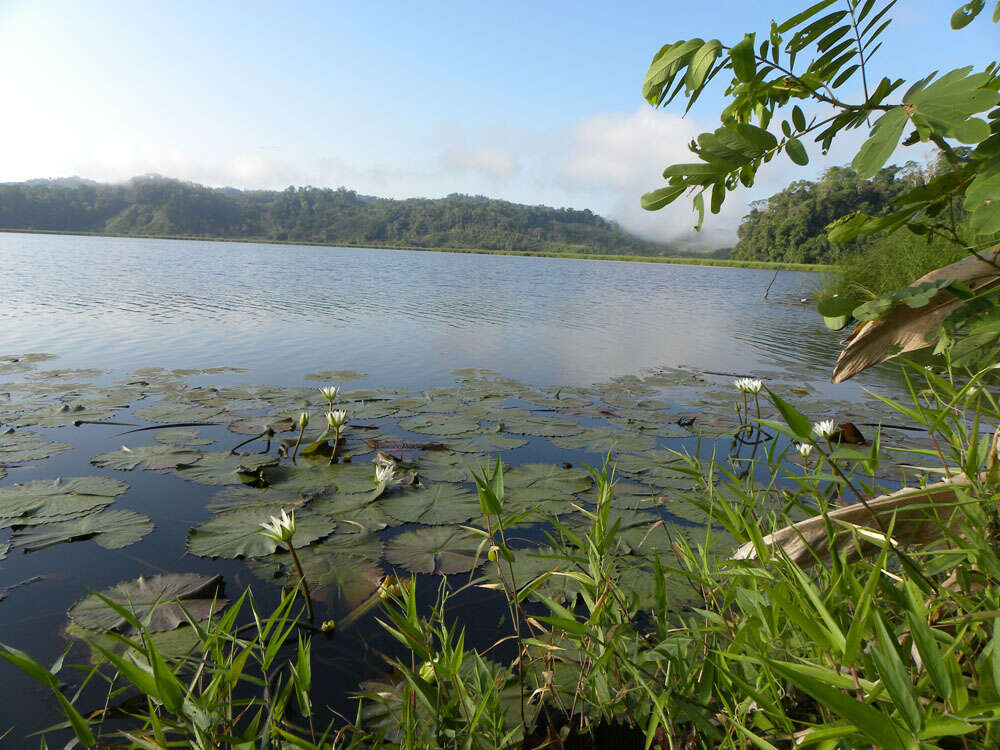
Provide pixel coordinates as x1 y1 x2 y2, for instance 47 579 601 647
0 176 672 256
731 160 954 264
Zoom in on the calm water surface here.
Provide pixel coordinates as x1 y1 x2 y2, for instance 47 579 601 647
0 232 856 391
0 233 889 741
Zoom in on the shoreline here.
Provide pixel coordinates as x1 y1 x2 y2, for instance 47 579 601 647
0 227 835 273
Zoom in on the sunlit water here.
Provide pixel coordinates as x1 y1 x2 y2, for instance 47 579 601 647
0 232 893 741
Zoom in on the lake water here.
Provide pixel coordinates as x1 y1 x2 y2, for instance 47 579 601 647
0 232 897 742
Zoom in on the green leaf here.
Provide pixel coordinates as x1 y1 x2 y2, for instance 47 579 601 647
951 1 986 29
776 0 839 33
852 107 908 179
871 612 922 733
641 185 686 211
764 388 813 440
785 137 809 165
767 660 907 749
730 34 757 82
792 105 806 130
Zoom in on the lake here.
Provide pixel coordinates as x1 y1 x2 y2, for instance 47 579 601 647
0 232 899 742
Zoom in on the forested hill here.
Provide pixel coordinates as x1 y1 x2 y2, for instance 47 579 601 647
0 176 671 255
730 163 937 264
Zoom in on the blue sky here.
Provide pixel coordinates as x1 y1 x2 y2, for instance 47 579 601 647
0 1 995 247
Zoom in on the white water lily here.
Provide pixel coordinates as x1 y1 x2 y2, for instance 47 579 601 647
319 385 339 403
374 463 395 486
733 378 749 392
812 419 837 439
327 409 348 429
743 378 763 394
796 442 814 457
260 508 296 544
297 411 310 429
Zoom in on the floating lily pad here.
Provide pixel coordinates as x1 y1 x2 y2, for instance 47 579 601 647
0 541 7 561
91 444 203 472
0 431 72 464
186 506 335 559
504 463 593 494
261 461 372 495
482 546 580 604
416 452 488 483
380 483 481 526
175 452 277 486
398 414 481 437
134 402 225 423
11 509 153 552
205 486 310 512
493 415 584 437
154 428 213 446
0 477 129 523
551 427 655 454
68 573 227 634
250 548 383 608
383 526 484 575
227 416 295 435
447 433 529 453
303 369 368 382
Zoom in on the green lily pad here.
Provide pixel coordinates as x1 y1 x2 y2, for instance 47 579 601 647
206 486 309 512
380 483 482 526
447 433 528 453
303 370 368 382
186 506 336 559
154 428 213 446
416 452 489 483
250 548 383 608
482 546 581 605
398 414 481 437
493 415 584 437
134 402 225 423
11 509 153 552
261 461 373 495
68 573 227 634
551 427 655 454
503 464 593 494
227 416 295 435
383 525 485 575
174 452 278 485
0 477 129 523
91 444 203 472
0 431 72 464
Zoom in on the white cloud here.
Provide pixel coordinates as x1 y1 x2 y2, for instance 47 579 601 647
441 145 518 179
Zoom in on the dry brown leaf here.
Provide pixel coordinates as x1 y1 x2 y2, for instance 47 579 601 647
832 249 1000 383
732 476 972 566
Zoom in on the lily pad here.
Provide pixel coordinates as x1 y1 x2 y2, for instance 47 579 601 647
503 463 593 495
134 402 225 423
205 486 310 512
154 428 213 446
227 416 295 435
11 510 153 552
0 477 129 523
380 483 482 526
383 526 485 575
447 433 529 453
261 462 372 495
250 548 383 608
175 452 277 486
303 370 368 382
398 414 481 437
91 444 203 472
0 431 72 464
68 573 227 634
551 427 655 454
186 506 336 559
493 415 584 437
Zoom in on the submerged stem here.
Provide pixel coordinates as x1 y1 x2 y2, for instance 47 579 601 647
286 541 314 621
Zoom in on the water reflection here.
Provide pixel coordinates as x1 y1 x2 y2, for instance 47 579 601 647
0 232 868 393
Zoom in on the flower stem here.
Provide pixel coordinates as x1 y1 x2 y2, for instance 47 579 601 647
286 540 313 621
328 428 341 465
291 424 306 463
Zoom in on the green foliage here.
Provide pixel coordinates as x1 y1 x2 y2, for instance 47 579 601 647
0 176 671 256
643 0 1000 374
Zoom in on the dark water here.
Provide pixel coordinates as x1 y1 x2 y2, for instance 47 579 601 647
0 232 890 741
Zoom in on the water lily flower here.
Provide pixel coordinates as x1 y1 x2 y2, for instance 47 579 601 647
812 419 836 439
374 462 395 485
327 409 348 430
743 378 763 394
796 442 813 457
298 411 310 429
733 378 749 392
319 385 339 403
260 508 296 545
